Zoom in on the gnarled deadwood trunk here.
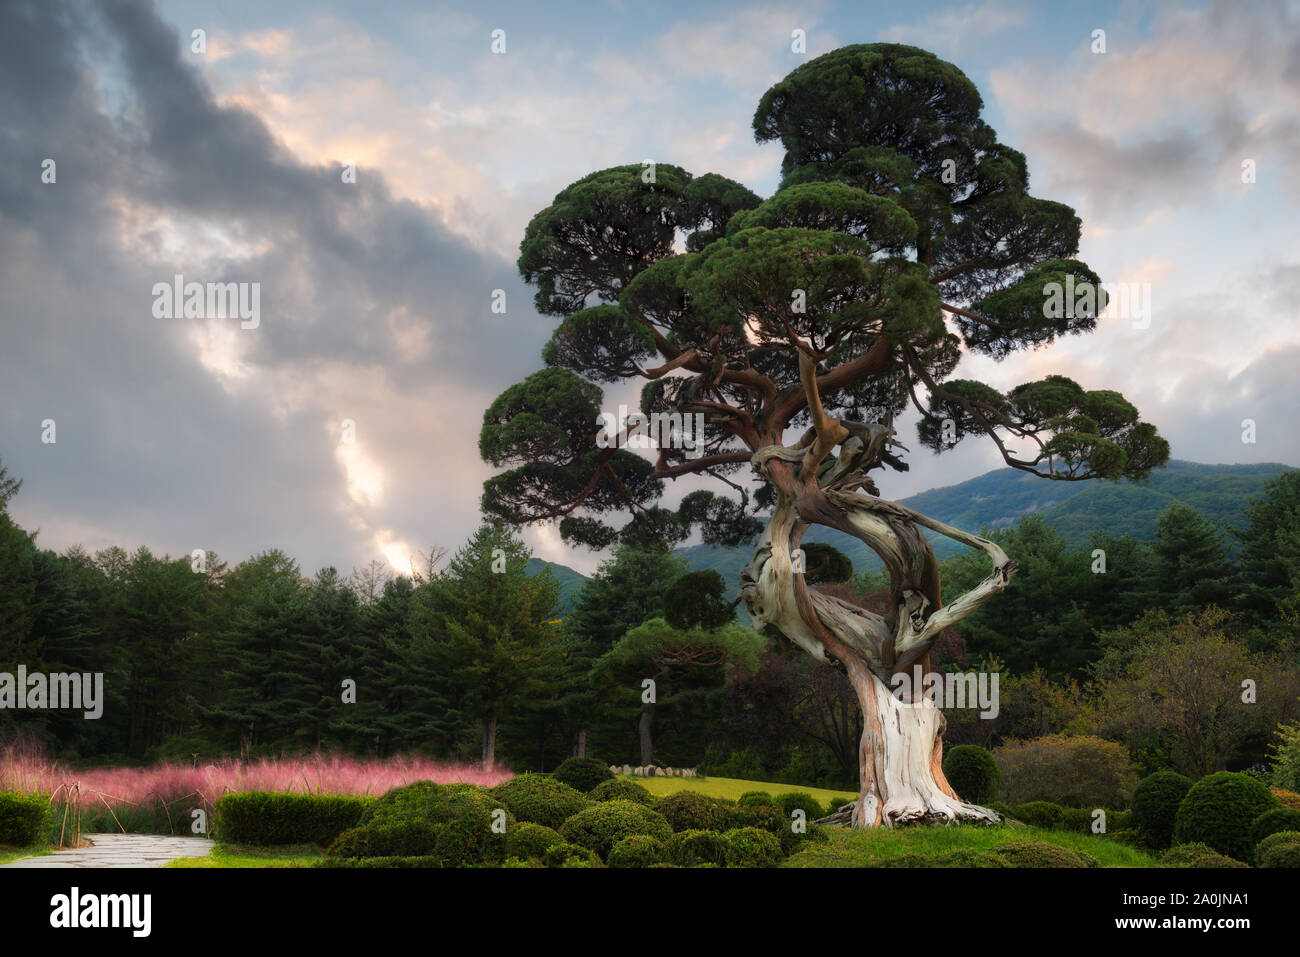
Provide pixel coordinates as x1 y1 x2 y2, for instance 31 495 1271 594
739 432 1014 827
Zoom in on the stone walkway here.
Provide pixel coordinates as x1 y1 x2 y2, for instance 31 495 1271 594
1 833 215 868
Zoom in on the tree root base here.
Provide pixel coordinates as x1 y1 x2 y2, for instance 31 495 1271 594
816 800 1002 828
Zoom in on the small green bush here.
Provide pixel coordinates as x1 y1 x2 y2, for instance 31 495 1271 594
214 792 368 846
825 796 852 814
551 757 613 793
943 745 1000 805
737 791 777 808
606 834 664 868
1258 842 1300 868
990 840 1099 868
558 800 672 859
724 827 783 867
1254 830 1300 864
1187 852 1250 868
777 791 825 822
504 822 562 861
588 778 655 806
0 791 50 846
1011 801 1064 830
1130 770 1193 850
1249 808 1300 855
1161 843 1219 867
665 829 730 867
325 782 510 866
491 774 589 829
655 791 735 832
543 841 602 868
1173 771 1280 861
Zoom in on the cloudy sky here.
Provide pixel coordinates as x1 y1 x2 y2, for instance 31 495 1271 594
1 0 1297 577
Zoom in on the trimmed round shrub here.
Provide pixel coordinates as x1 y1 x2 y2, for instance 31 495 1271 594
655 791 735 832
724 827 783 867
606 834 664 868
1130 770 1193 850
1161 842 1218 867
737 791 777 808
1173 771 1280 861
665 829 730 867
1187 852 1250 868
492 774 590 829
943 745 1000 805
777 791 825 821
504 822 562 861
588 778 655 806
826 796 852 815
1258 842 1300 868
990 840 1099 868
1249 807 1300 855
328 781 511 865
558 800 672 859
1254 830 1300 864
1011 801 1064 830
551 757 614 793
543 841 602 868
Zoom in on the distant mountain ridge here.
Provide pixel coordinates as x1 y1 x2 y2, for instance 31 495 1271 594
528 460 1296 602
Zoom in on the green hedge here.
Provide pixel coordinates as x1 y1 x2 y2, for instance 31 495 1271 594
0 791 49 846
213 792 369 846
1011 801 1064 829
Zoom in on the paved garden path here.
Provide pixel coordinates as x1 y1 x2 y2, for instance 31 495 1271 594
1 833 215 868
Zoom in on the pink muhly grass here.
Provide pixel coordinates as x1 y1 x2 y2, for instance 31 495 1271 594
1 740 513 820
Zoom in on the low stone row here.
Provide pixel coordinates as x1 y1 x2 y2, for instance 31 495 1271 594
610 764 698 778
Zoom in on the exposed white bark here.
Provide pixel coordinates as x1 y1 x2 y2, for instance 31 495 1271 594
739 438 1014 828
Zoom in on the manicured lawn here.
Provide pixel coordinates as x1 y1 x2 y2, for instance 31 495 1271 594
0 845 50 866
165 842 325 868
623 774 857 806
783 823 1158 868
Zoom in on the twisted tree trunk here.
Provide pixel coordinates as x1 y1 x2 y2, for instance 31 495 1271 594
738 402 1016 827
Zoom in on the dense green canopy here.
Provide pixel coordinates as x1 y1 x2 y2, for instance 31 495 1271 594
483 43 1168 551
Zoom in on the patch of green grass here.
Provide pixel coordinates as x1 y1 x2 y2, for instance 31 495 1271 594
164 842 325 868
625 774 857 806
783 823 1158 868
0 845 51 866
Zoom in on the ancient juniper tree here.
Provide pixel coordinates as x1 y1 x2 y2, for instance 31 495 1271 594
480 44 1168 825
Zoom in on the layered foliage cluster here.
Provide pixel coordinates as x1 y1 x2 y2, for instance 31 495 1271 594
482 43 1168 554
